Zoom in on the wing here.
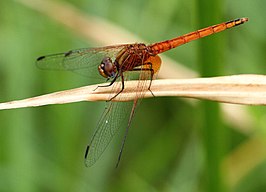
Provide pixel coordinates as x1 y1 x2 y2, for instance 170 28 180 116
84 100 133 167
84 57 161 167
36 44 129 78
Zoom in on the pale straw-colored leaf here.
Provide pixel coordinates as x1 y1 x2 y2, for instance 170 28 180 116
0 74 265 110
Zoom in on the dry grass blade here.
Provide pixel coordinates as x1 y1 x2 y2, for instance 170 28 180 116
0 74 265 110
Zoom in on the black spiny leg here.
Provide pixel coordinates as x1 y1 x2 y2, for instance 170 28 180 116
93 69 125 101
145 62 155 93
109 73 125 101
133 62 155 97
93 73 119 91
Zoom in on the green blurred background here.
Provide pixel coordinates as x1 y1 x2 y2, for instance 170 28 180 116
0 0 266 191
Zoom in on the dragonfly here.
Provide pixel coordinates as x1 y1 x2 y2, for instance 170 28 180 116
36 18 248 167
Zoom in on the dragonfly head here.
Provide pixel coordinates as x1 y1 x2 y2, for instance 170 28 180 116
98 57 118 79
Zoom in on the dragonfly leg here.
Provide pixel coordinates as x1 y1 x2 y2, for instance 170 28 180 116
93 73 119 91
145 62 155 95
108 73 125 101
93 71 125 101
132 62 155 97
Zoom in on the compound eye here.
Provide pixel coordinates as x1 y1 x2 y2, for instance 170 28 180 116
101 57 113 70
98 57 117 78
100 63 105 70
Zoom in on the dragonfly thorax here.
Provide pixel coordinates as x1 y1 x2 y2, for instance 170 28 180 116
98 57 118 79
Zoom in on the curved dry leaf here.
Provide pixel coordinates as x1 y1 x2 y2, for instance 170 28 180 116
0 74 265 110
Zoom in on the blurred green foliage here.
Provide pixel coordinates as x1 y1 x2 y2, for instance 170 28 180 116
0 0 266 192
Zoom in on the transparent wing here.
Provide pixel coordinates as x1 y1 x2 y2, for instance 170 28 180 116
36 44 129 78
84 55 162 167
84 100 133 167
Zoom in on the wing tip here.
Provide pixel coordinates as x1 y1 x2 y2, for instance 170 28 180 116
36 55 46 61
84 145 93 167
84 145 90 158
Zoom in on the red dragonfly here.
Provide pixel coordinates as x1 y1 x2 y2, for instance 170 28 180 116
36 18 248 167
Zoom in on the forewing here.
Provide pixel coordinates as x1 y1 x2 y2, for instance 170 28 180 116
36 44 128 78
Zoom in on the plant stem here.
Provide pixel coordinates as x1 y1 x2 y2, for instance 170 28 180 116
196 0 227 191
